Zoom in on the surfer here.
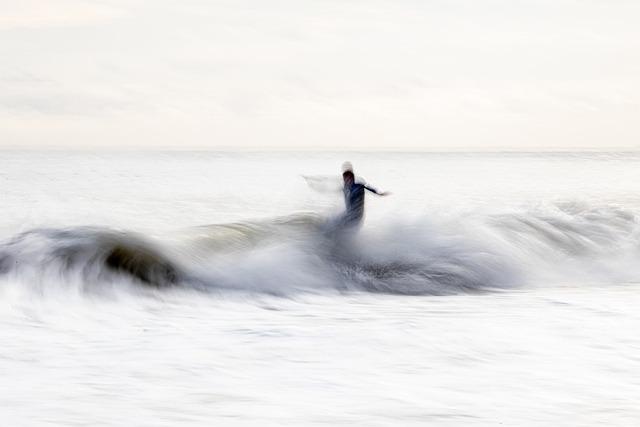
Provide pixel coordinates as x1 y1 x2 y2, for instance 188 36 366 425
337 161 390 230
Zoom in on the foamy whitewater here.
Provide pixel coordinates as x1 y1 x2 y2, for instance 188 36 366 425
2 151 640 426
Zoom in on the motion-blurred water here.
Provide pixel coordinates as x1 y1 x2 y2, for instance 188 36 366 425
2 151 640 426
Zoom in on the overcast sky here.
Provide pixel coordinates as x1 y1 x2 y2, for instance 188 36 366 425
1 0 639 150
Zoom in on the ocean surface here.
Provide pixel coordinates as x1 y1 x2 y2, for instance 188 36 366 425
2 151 640 426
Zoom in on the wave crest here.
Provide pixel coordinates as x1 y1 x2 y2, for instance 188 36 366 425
0 204 638 296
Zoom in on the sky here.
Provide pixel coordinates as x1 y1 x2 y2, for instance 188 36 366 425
1 0 639 150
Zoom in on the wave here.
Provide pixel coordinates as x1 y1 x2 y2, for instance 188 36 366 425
0 203 638 296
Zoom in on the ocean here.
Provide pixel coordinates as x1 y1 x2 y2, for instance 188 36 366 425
1 150 640 426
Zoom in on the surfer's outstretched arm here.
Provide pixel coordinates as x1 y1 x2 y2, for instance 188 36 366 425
364 185 391 196
302 175 342 193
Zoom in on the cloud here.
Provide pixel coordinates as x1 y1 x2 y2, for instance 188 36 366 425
1 0 639 149
0 0 124 30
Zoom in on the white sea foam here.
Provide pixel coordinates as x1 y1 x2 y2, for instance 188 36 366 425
2 203 638 296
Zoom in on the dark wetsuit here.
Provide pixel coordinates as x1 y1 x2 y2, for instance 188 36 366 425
341 181 381 228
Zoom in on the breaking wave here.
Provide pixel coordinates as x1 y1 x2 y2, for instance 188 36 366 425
0 203 638 297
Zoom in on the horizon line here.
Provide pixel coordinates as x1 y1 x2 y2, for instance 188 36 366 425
1 145 639 153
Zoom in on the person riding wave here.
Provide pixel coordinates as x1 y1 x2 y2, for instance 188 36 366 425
336 161 390 230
